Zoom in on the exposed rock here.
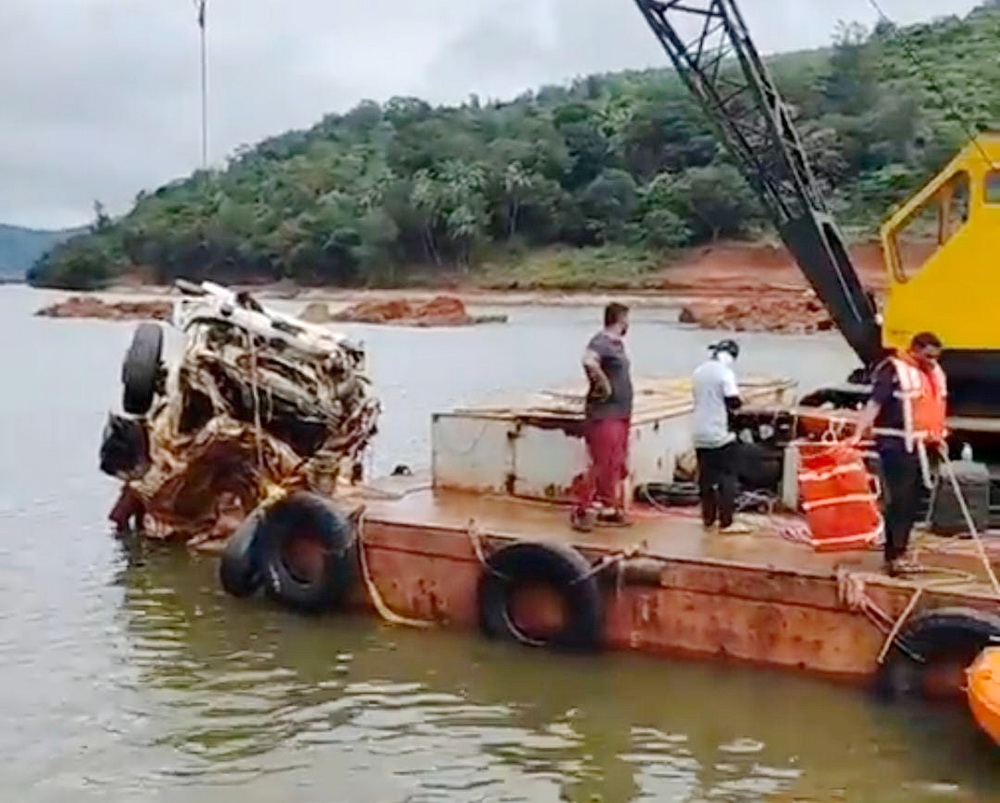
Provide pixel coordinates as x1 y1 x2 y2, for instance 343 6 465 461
35 296 172 321
299 301 333 323
678 292 835 334
329 295 508 327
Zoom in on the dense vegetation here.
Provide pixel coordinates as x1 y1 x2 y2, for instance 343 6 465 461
0 225 78 280
29 2 1000 290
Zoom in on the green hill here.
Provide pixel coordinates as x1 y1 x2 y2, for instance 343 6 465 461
28 2 1000 290
0 225 79 281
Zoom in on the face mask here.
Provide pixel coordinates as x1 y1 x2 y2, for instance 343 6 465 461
716 352 734 366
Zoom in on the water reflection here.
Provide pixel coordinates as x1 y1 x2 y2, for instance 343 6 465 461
112 534 999 803
3 285 998 802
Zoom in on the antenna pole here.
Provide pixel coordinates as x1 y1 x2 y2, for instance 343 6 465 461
196 0 208 169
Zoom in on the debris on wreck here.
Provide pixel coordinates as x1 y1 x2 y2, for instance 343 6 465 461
100 281 380 549
319 295 507 326
35 295 173 322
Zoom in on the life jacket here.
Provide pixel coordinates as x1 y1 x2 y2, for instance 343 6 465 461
796 441 882 552
874 354 948 452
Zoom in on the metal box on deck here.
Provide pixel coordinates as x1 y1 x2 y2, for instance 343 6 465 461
431 376 796 503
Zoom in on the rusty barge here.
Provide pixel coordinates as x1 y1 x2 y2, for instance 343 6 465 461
220 369 1000 700
98 283 1000 702
325 380 1000 699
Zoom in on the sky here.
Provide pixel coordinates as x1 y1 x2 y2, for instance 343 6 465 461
0 0 982 230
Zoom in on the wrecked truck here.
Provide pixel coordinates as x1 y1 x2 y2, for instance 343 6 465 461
99 281 380 554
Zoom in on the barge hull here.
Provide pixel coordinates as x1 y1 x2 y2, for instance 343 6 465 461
349 484 1000 683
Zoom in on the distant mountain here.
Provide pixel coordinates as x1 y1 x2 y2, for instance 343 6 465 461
0 224 82 281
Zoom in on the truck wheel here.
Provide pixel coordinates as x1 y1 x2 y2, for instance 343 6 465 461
122 323 164 415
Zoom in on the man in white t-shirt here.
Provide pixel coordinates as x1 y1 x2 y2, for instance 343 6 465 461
691 339 749 534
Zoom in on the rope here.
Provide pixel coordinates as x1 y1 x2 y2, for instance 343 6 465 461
355 509 434 629
939 450 1000 598
876 586 924 665
836 563 980 666
465 518 494 571
244 329 265 471
570 542 647 586
463 516 647 587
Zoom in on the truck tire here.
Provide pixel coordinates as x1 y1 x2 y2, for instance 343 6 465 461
122 323 164 415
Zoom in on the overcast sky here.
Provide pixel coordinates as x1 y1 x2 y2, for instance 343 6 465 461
0 0 981 229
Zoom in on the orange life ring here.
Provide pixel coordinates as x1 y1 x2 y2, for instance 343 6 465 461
967 647 1000 745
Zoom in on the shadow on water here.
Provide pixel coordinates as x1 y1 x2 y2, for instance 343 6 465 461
112 533 1000 803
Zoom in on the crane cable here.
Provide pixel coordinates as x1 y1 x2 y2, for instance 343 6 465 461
865 0 997 168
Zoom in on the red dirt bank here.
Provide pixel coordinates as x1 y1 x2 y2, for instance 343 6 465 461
667 242 886 333
319 296 507 327
35 296 172 321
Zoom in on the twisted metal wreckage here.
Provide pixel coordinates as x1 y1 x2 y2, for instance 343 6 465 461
100 281 380 548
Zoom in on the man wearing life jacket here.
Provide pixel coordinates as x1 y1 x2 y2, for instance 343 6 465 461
852 332 948 576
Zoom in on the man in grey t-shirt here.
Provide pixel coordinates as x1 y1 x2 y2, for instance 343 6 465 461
571 302 633 532
691 339 748 534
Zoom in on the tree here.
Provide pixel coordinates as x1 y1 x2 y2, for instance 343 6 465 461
27 4 1000 290
668 165 760 242
821 22 880 117
579 169 638 244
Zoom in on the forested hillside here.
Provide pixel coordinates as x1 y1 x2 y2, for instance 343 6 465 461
29 2 1000 290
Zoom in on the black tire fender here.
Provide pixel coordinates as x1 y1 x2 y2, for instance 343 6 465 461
258 492 357 614
219 510 265 598
122 322 164 415
635 482 700 507
877 607 1000 699
478 540 603 652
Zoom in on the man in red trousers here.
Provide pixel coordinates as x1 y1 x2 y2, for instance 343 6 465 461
571 302 633 532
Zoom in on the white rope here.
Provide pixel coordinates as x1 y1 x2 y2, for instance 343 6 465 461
939 450 1000 598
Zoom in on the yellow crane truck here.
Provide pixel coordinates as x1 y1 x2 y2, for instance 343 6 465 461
632 0 1000 477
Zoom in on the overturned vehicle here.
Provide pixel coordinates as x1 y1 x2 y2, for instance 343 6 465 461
100 281 380 557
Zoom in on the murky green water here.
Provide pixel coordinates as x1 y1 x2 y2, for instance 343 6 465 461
2 286 997 802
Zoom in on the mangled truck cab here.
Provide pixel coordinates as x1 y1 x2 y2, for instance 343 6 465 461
100 280 380 548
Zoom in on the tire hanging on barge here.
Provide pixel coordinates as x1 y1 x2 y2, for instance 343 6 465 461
219 510 267 599
877 607 1000 699
477 540 603 652
220 492 357 614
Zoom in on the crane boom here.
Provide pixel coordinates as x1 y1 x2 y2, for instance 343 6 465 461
632 0 884 367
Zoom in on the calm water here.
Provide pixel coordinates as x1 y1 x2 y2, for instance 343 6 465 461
1 285 997 802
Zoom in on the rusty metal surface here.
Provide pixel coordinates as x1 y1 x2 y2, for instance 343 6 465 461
347 483 1000 679
122 292 380 545
432 375 796 503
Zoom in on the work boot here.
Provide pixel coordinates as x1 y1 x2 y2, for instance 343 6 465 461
597 508 633 528
718 520 752 535
570 508 596 533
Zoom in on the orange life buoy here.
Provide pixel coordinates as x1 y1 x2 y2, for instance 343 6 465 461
967 647 1000 744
